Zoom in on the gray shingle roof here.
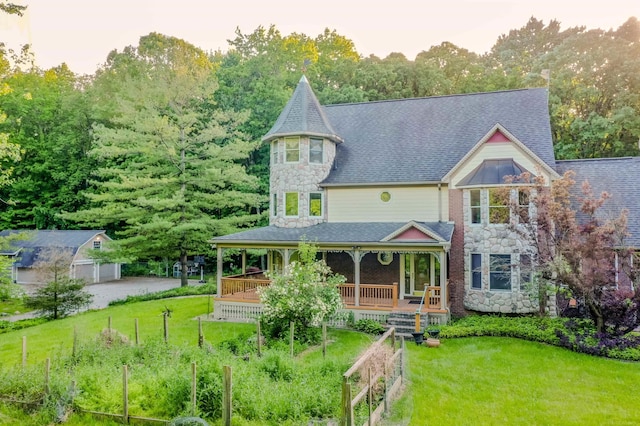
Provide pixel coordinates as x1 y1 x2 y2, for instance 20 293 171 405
321 88 555 185
0 230 106 267
262 76 343 143
555 158 640 248
213 222 454 246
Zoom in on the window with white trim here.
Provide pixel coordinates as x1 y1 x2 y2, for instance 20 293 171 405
285 192 298 216
471 253 482 289
309 192 322 217
272 141 279 164
272 193 278 216
470 190 481 224
285 137 300 163
489 190 509 224
309 138 323 164
93 240 102 250
520 254 532 289
489 254 512 290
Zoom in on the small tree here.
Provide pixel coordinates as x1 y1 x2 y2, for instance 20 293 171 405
505 171 638 333
25 247 92 319
258 241 345 343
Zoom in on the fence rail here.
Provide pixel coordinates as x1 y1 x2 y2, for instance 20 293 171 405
341 327 405 426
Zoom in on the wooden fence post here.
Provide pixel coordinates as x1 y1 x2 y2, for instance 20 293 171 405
289 321 294 357
191 362 197 416
44 358 50 395
123 365 128 422
72 326 78 358
135 318 139 346
341 378 353 426
222 365 232 426
22 336 27 367
163 313 169 344
256 320 262 358
322 323 327 359
368 367 373 426
198 317 203 348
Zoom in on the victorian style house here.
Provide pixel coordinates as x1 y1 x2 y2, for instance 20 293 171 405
211 76 639 324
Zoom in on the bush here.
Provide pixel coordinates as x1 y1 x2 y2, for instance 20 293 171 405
25 278 92 319
353 319 385 335
441 314 640 361
259 241 345 344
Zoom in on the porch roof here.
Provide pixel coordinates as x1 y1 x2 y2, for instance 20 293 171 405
212 221 454 249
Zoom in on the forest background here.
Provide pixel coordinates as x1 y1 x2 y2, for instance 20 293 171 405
0 16 639 267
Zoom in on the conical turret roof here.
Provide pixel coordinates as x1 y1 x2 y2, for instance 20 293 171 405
262 76 343 143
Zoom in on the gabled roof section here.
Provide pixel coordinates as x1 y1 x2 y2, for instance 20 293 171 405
456 158 532 187
442 123 559 183
381 221 445 242
320 89 556 185
262 76 343 144
555 157 640 248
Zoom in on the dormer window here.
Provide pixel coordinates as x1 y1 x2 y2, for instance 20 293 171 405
309 138 323 164
285 137 300 163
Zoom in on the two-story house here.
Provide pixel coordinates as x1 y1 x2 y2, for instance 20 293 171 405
211 76 638 324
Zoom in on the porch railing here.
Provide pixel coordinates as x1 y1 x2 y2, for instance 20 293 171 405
220 273 270 301
338 283 398 309
427 286 442 309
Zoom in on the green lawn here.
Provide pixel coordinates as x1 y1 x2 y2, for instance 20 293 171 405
385 337 640 426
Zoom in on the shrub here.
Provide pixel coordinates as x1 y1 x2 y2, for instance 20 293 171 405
353 319 385 335
259 241 345 344
25 278 92 319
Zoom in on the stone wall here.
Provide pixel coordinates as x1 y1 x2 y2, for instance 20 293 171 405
461 188 539 314
270 136 336 228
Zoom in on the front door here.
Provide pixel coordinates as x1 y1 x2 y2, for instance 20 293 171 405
402 253 440 298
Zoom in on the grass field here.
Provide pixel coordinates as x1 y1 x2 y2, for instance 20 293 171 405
2 299 640 425
385 337 640 425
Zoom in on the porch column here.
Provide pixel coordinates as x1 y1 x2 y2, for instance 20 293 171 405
354 248 361 307
241 250 247 274
440 250 448 310
216 246 223 298
283 249 291 267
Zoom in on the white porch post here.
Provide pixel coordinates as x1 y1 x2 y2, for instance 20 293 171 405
216 246 223 298
440 250 448 310
284 249 291 267
354 248 361 307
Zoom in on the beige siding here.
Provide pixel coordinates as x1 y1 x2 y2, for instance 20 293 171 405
449 142 552 187
327 185 448 222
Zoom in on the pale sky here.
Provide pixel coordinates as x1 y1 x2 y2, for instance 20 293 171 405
0 0 638 75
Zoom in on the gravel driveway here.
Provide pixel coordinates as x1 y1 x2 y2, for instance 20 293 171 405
5 277 206 321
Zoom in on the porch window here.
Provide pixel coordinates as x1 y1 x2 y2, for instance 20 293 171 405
285 136 300 163
309 192 322 217
471 253 482 289
272 140 279 164
285 192 298 216
470 189 481 224
309 138 323 164
490 254 512 291
489 189 509 224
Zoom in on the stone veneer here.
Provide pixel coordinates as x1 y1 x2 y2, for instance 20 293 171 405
270 136 336 228
461 188 541 314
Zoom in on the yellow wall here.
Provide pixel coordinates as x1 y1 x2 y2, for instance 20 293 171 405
327 185 448 222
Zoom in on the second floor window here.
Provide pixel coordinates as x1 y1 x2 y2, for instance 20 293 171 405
272 193 278 216
489 189 509 224
285 137 300 163
309 138 323 164
309 193 322 217
285 192 298 216
470 190 481 224
272 141 279 164
93 240 102 250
